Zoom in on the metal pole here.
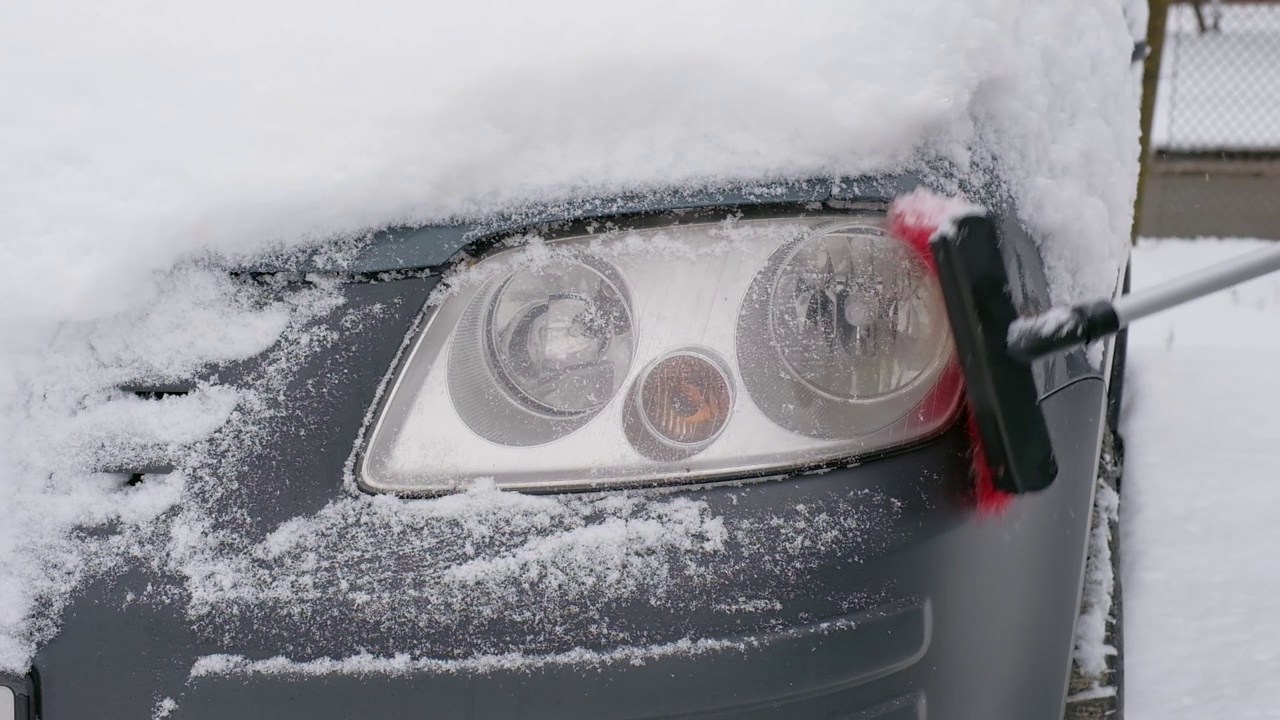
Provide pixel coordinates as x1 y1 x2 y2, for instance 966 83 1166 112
1132 0 1171 241
1113 243 1280 324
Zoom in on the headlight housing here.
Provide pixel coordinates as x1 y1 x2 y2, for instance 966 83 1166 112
447 255 636 446
360 212 961 494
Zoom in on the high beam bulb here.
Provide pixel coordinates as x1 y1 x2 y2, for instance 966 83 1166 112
736 221 952 439
770 229 941 400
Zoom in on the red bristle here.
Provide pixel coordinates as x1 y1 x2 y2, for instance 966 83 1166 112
886 204 937 272
966 405 1012 514
887 189 1013 515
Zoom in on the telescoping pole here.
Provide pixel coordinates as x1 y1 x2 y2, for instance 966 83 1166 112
1112 243 1280 324
1007 243 1280 361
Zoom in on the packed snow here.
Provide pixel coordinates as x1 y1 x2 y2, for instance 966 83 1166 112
152 697 178 720
1007 306 1086 347
1074 480 1121 682
0 0 1142 675
1123 238 1280 719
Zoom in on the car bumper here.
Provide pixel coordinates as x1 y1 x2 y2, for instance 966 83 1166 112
27 277 1106 720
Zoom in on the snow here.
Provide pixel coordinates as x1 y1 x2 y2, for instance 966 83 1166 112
173 481 732 622
188 637 753 679
1 0 1140 317
152 697 178 720
1124 238 1280 719
886 188 984 244
1074 481 1120 679
1007 306 1083 347
0 266 318 673
188 616 868 678
0 0 1142 674
164 470 900 665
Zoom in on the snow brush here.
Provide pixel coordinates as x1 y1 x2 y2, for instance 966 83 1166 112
915 199 1280 497
888 193 1024 511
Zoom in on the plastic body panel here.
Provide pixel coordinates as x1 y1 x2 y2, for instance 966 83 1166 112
0 673 36 720
30 196 1108 719
33 388 1104 718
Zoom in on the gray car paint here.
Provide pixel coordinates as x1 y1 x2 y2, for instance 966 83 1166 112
15 187 1110 719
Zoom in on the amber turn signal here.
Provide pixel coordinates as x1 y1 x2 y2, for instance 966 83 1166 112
631 351 733 457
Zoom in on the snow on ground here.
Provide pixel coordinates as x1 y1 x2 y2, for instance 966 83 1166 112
0 0 1142 673
1124 238 1280 719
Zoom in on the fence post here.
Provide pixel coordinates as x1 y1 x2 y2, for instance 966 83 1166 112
1133 0 1171 241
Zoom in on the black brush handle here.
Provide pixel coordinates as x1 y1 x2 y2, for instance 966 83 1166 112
1006 301 1120 362
930 214 1057 494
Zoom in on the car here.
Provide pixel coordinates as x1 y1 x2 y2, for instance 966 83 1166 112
7 169 1130 719
1 2 1145 718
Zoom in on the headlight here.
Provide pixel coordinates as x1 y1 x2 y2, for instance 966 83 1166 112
360 213 961 494
447 257 635 445
737 223 950 438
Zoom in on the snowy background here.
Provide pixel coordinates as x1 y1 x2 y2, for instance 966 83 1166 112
1129 4 1280 715
1124 238 1280 719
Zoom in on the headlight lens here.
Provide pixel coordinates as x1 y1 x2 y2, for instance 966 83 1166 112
738 224 950 438
447 257 635 446
361 214 961 493
487 260 634 414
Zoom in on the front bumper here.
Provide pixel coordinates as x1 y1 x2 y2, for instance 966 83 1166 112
28 276 1105 720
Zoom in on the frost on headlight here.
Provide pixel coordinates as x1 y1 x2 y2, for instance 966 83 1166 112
738 222 950 439
448 257 634 445
487 260 634 413
360 213 961 494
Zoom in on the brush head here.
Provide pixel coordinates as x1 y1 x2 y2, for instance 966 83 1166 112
929 213 1057 494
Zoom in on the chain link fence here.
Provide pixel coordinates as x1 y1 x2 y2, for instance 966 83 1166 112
1155 1 1280 153
1139 1 1280 238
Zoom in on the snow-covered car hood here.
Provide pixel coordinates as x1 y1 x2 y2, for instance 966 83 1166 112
0 0 1144 674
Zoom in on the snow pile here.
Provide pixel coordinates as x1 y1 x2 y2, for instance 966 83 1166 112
3 0 1140 317
152 697 178 720
1073 480 1120 682
0 268 343 672
1124 239 1280 720
1 0 1142 673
